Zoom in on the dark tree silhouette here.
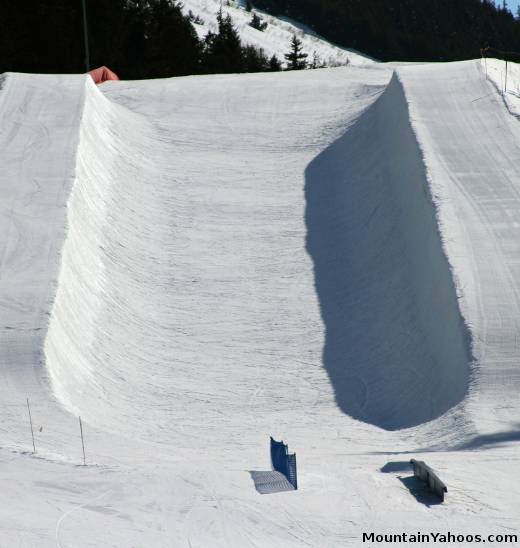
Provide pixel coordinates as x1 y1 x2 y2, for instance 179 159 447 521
0 1 282 78
203 9 245 72
269 54 282 71
284 35 308 70
253 0 520 62
249 12 268 31
243 44 269 70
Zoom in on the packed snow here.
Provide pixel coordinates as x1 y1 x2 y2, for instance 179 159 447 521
0 26 520 548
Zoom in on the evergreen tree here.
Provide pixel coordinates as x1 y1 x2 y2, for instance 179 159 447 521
246 0 253 12
243 45 270 71
203 9 245 73
310 50 320 69
188 10 205 25
268 54 282 71
140 0 202 78
284 35 308 70
249 12 268 31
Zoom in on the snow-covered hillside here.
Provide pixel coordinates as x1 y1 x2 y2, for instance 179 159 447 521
1 17 520 546
180 0 374 67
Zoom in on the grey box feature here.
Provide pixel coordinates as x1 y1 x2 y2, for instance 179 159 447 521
410 459 448 502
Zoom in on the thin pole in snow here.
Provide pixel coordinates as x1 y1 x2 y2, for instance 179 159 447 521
26 398 36 454
79 416 86 465
81 0 90 72
505 59 508 94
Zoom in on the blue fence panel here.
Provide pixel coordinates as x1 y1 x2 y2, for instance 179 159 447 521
270 437 297 490
270 437 288 477
286 453 297 490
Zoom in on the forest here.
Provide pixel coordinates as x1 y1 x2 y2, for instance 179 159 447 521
0 0 281 78
1 1 520 79
252 0 520 62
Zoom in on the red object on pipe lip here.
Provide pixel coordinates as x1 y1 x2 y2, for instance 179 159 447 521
88 66 120 84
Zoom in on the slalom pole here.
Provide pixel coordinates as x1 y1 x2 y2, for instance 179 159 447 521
505 59 508 94
81 0 90 72
79 416 86 465
26 398 36 454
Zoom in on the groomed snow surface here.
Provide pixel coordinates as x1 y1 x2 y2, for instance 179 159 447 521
1 59 520 546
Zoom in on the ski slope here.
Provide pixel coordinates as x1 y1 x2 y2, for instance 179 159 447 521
179 0 374 68
1 59 520 546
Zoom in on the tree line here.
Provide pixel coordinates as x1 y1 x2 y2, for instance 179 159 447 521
2 0 518 78
0 0 284 78
251 0 520 62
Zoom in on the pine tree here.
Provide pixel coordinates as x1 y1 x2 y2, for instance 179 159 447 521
284 35 308 70
188 10 204 25
268 54 282 71
310 50 320 69
243 44 269 71
203 9 244 73
200 9 281 74
142 0 202 78
246 0 253 12
249 12 268 31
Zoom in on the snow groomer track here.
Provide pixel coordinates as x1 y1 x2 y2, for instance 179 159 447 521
0 60 519 546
